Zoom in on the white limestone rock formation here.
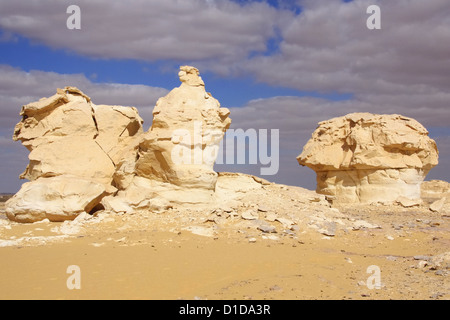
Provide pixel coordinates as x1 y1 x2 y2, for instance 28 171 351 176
105 66 232 211
5 176 108 223
297 113 439 204
135 66 231 188
7 67 232 221
6 87 143 222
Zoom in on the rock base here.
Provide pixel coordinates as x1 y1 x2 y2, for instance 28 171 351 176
316 168 427 204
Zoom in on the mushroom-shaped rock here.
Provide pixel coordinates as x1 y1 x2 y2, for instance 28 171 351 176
297 113 438 204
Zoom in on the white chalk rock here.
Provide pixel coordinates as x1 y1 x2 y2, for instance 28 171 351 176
298 113 438 204
6 176 108 223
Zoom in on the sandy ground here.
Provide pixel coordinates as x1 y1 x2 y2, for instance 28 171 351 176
0 189 448 300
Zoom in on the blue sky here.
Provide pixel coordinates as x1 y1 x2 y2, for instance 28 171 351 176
0 0 449 193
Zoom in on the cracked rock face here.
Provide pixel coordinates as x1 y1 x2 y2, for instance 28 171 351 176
6 87 143 222
297 113 439 204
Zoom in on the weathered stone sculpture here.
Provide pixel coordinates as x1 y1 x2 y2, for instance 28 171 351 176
297 113 439 203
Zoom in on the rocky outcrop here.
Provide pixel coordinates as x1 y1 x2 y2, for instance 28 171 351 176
421 180 450 213
7 66 232 222
297 113 439 204
5 176 108 223
6 87 143 222
103 66 231 211
421 180 450 200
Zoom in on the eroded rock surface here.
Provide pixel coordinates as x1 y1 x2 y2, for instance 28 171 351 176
7 67 233 222
105 66 232 211
135 66 231 187
298 113 439 204
6 176 108 223
6 87 143 222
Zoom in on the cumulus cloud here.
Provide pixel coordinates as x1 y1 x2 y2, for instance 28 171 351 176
0 0 288 64
1 0 449 107
1 0 449 97
240 0 450 122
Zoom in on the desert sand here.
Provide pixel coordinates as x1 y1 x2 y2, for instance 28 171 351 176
0 179 448 300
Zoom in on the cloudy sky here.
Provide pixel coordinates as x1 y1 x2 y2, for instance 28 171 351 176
0 0 449 193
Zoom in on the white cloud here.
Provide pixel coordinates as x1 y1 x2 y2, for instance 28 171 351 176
0 0 288 64
1 0 449 97
242 0 450 98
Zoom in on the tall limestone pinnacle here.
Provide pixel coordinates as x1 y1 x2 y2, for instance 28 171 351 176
106 65 232 212
297 113 439 204
134 65 231 188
